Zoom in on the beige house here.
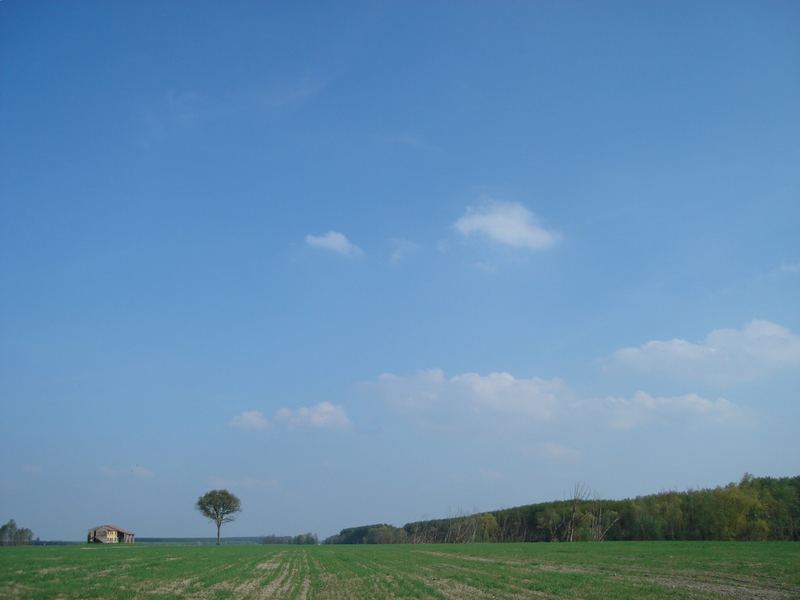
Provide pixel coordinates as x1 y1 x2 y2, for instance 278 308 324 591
87 525 135 544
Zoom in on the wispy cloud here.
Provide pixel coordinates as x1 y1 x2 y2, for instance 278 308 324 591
138 90 213 146
779 262 800 274
390 238 420 263
131 465 154 478
537 442 581 461
275 402 351 430
305 231 363 257
470 261 497 273
230 410 269 431
137 78 330 146
100 465 155 478
208 476 279 490
266 77 330 107
383 133 442 153
478 467 504 481
454 200 559 250
232 402 352 432
590 391 743 430
606 320 800 385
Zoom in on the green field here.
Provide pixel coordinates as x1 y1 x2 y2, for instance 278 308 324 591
1 542 798 599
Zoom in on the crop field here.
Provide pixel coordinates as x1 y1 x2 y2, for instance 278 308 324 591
1 542 799 599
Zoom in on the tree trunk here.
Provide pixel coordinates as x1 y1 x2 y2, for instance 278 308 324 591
216 522 221 545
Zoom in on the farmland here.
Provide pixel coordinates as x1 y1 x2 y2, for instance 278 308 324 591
1 542 798 599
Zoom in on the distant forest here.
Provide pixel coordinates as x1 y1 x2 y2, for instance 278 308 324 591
260 533 318 545
324 474 799 544
0 520 34 546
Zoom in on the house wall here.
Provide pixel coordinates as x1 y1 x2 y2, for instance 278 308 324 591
89 527 110 543
88 526 135 543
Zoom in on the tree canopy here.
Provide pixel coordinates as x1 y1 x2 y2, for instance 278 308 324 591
324 474 800 544
196 489 242 545
0 519 34 546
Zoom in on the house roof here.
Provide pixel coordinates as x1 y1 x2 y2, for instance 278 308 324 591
90 524 135 535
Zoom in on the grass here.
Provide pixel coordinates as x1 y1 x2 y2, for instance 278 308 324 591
1 542 798 599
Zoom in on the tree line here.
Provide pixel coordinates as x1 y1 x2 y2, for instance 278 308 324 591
323 474 799 544
0 519 34 546
260 533 319 545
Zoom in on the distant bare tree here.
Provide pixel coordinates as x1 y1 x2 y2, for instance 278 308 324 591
565 483 591 542
588 494 620 541
408 519 435 544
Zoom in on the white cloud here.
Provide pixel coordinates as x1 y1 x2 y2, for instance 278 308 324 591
231 410 269 431
369 368 744 431
305 231 363 257
274 402 351 430
607 320 800 384
452 372 567 418
372 369 569 423
592 391 742 430
454 200 559 250
537 442 581 461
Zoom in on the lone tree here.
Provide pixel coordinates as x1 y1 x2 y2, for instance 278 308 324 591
196 489 242 545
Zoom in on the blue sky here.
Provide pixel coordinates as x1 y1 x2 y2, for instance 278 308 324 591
1 1 798 540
